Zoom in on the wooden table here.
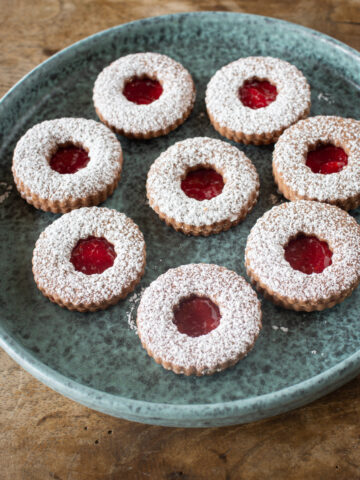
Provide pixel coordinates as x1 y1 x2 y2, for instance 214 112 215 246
1 1 360 478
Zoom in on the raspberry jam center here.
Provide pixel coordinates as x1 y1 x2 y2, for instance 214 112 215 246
239 79 277 109
306 145 348 174
50 146 90 174
123 77 163 105
173 296 221 337
284 235 332 274
181 168 224 201
70 236 116 275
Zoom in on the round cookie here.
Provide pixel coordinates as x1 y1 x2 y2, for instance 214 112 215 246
137 264 262 376
245 200 360 311
206 56 311 145
93 52 196 139
273 116 360 210
32 207 146 312
12 118 123 213
146 137 259 236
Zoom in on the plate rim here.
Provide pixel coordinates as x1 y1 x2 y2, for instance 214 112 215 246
1 11 360 426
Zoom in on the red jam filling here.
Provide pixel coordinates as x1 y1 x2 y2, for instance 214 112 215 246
284 235 332 274
239 80 277 109
173 296 221 337
181 168 224 201
70 236 116 275
50 146 90 174
306 145 348 174
123 77 163 105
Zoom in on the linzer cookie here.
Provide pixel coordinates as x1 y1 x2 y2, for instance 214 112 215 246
12 118 123 213
273 116 360 210
137 264 262 376
146 137 259 236
32 207 146 312
205 56 311 145
93 52 196 139
245 200 360 312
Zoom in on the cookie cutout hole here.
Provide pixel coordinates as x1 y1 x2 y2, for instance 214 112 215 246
50 143 90 174
284 233 332 274
71 236 116 275
239 78 277 109
173 295 221 337
305 143 348 174
123 75 163 104
181 166 224 201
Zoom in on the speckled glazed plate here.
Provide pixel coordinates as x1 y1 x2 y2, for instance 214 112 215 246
1 12 360 427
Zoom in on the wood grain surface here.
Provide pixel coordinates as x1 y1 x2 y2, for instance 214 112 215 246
1 1 360 479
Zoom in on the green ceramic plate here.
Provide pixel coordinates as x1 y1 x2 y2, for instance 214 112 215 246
1 12 360 427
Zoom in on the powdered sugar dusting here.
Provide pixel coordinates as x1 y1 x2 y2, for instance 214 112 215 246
126 287 146 333
147 137 259 227
137 264 262 372
317 92 334 104
33 207 146 306
93 53 195 136
273 116 360 203
272 325 288 333
206 57 310 135
245 200 360 303
12 118 122 202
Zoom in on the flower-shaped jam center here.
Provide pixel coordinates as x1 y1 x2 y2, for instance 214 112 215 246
50 146 90 174
173 296 221 337
284 234 332 274
71 236 116 275
239 79 277 109
306 145 348 174
123 77 163 105
181 168 224 201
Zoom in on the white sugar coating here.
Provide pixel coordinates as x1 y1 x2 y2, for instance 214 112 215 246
245 200 360 302
271 325 289 333
93 53 196 135
33 207 146 306
137 264 262 372
146 137 259 226
317 92 334 104
273 116 360 202
12 118 122 201
206 57 310 135
126 287 146 334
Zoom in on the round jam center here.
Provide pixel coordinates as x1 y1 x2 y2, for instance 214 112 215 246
123 77 163 105
306 145 348 174
284 235 332 274
70 236 116 275
181 168 224 201
173 296 221 337
239 80 277 109
50 146 90 174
